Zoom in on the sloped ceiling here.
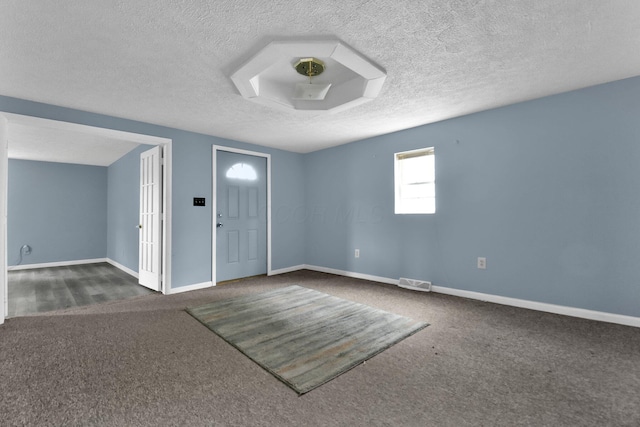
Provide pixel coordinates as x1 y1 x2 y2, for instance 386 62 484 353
4 114 159 167
1 0 640 156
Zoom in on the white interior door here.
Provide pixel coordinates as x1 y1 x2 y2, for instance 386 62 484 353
139 145 162 291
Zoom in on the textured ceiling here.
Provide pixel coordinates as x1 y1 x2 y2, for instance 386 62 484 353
1 0 640 156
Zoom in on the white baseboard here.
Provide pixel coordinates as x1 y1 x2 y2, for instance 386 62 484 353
7 258 107 271
301 265 640 328
269 265 306 276
304 264 398 285
105 258 139 279
168 281 213 295
430 285 640 328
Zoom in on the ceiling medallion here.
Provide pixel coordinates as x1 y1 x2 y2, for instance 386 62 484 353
294 58 325 77
293 57 331 101
230 39 387 113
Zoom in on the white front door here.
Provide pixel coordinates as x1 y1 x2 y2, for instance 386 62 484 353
139 146 162 291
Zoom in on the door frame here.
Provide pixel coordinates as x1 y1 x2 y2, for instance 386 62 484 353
0 113 173 323
212 145 271 284
0 116 7 324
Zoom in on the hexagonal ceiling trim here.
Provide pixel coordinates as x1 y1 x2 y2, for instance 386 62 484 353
230 40 387 113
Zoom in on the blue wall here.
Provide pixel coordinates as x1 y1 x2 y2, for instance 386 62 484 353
4 76 640 317
0 96 307 288
106 144 153 272
305 76 640 318
8 159 108 265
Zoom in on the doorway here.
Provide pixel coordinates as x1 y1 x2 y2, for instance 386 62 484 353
212 146 271 284
0 113 173 323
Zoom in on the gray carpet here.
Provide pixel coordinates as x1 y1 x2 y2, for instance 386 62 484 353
187 285 428 394
1 270 639 426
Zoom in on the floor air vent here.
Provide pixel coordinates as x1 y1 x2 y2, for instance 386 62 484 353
398 278 432 292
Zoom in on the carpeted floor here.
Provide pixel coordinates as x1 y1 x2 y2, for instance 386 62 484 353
1 270 639 426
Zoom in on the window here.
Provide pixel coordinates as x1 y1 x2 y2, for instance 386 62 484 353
394 147 435 214
226 163 257 181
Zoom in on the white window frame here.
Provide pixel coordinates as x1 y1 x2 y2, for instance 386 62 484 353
394 147 435 214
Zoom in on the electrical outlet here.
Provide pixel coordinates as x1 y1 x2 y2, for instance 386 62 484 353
355 249 360 258
477 257 486 269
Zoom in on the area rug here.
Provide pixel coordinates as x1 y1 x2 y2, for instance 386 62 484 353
186 285 429 394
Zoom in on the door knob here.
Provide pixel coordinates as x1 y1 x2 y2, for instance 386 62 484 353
216 223 223 228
